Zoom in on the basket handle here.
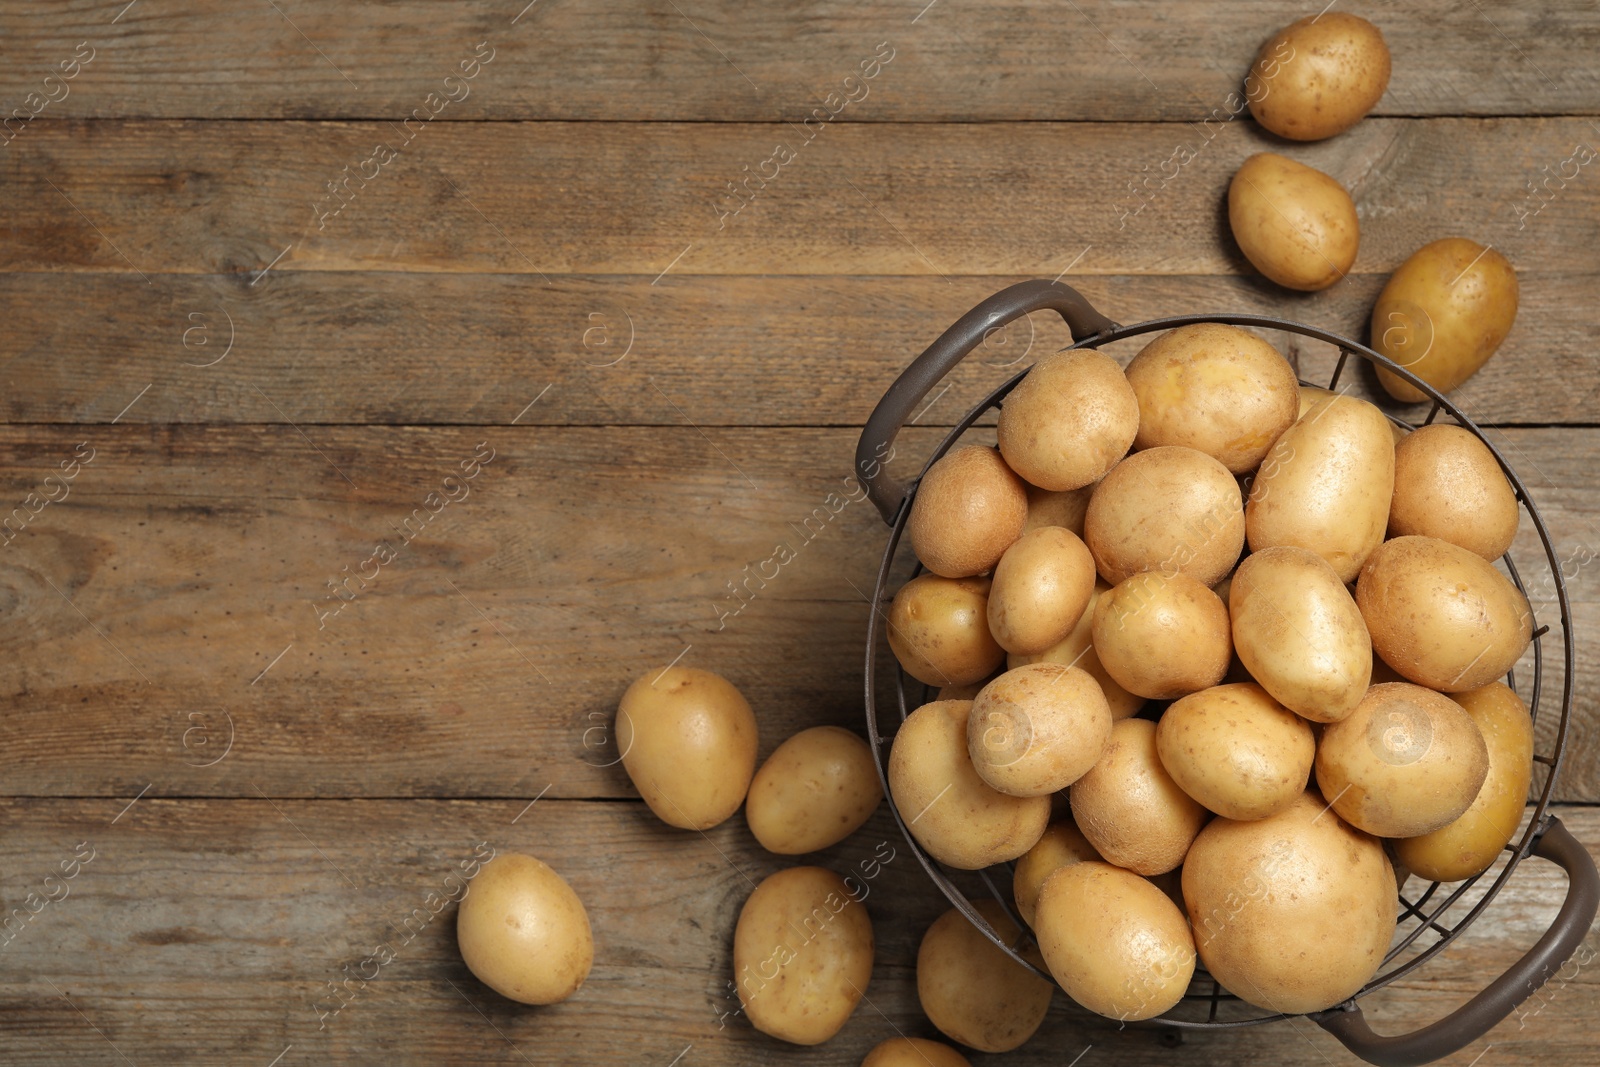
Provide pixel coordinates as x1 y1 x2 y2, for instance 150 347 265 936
1313 816 1600 1067
853 279 1118 525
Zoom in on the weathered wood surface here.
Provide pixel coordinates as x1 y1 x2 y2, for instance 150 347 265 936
2 0 1598 121
0 798 1594 1066
4 119 1598 276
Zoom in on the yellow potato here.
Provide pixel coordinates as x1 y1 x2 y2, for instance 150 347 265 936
617 666 758 830
1124 323 1300 473
1023 481 1095 537
1084 445 1245 586
1357 535 1533 691
888 700 1051 869
1008 579 1146 720
456 852 593 1005
1229 546 1372 723
987 525 1097 655
1315 682 1490 837
1373 238 1519 402
1035 860 1196 1021
917 899 1054 1052
1390 424 1519 560
936 680 990 700
1296 385 1336 419
733 866 873 1045
1013 820 1101 929
1247 392 1395 582
967 663 1112 796
1092 571 1231 701
1229 153 1359 292
745 726 883 855
1156 683 1315 820
1070 718 1209 875
1246 13 1391 141
906 445 1028 578
1394 682 1534 881
1183 791 1396 1013
862 1038 971 1067
997 349 1140 491
887 574 1005 687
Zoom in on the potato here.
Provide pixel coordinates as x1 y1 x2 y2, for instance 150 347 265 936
1070 718 1209 875
1390 424 1519 560
1229 153 1359 291
1296 385 1336 420
1246 13 1391 141
1182 791 1396 1014
906 445 1028 578
1008 579 1146 719
618 666 757 830
936 680 990 700
1156 683 1315 820
1092 572 1231 701
988 526 1097 655
917 899 1054 1052
888 700 1051 869
733 866 873 1045
1357 535 1533 691
1373 238 1519 402
1247 392 1395 582
862 1038 971 1067
887 574 1005 687
1124 323 1300 473
456 852 593 1005
967 663 1112 796
1084 445 1245 586
746 727 882 855
1315 682 1490 838
1035 860 1196 1021
1024 481 1094 537
1013 820 1101 929
1229 546 1372 723
1393 683 1534 882
997 349 1140 491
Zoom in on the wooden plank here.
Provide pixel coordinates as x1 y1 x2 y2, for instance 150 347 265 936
4 118 1597 276
0 797 1594 1065
0 425 1594 801
1 271 1594 427
2 1 1598 121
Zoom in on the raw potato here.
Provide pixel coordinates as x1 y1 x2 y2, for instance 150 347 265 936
1373 238 1519 402
1009 579 1147 720
1156 683 1315 821
917 899 1054 1052
1229 153 1360 292
745 727 883 855
1092 572 1231 701
1357 535 1533 691
1084 445 1245 586
1390 424 1520 560
1124 323 1300 473
1013 821 1101 929
997 349 1140 491
733 866 874 1045
1024 482 1094 536
987 525 1097 655
906 445 1028 578
1070 718 1209 875
1395 682 1534 881
862 1038 971 1067
887 574 1006 687
967 663 1112 796
1247 392 1395 582
1246 13 1392 141
888 700 1051 869
1297 385 1337 419
1035 860 1196 1021
1182 791 1396 1014
457 853 593 1005
618 666 758 830
937 680 990 700
1315 682 1490 838
1229 546 1372 723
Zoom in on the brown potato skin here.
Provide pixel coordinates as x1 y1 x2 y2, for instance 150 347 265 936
1390 424 1519 561
1070 718 1209 875
457 852 594 1005
997 349 1140 492
1229 153 1359 291
1084 445 1245 587
906 445 1028 578
1246 13 1391 141
1357 535 1533 691
862 1038 972 1067
1013 821 1101 929
617 666 758 831
1093 572 1232 701
745 726 883 855
1008 579 1146 720
1023 482 1094 537
987 525 1097 655
1156 683 1315 821
916 899 1054 1053
968 663 1112 797
1373 238 1519 402
887 575 1006 687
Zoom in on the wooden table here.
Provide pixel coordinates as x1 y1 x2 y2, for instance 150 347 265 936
2 2 1598 1063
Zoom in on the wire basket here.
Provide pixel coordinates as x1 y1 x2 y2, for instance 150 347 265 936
854 280 1599 1067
